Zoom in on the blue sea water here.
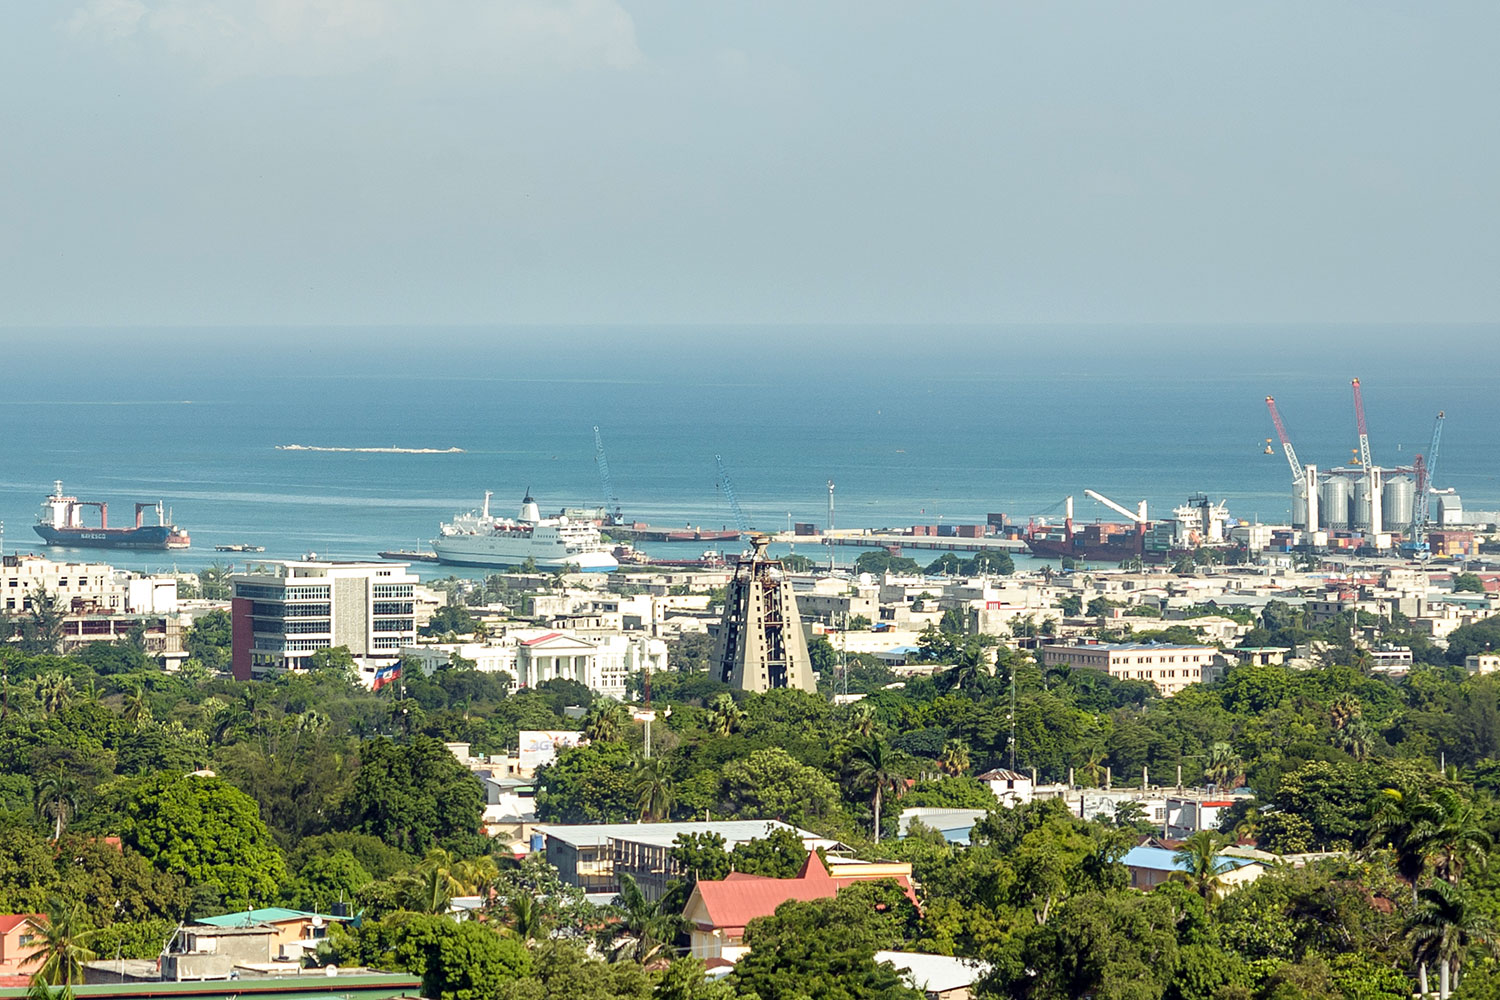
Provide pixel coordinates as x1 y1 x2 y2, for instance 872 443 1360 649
1 325 1496 578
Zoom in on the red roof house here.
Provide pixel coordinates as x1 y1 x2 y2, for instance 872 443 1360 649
682 853 915 965
0 913 44 984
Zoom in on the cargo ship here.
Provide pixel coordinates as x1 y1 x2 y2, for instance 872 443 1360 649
1025 492 1236 564
33 481 190 550
431 492 618 572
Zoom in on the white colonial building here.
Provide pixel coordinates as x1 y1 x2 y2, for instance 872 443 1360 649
401 628 667 701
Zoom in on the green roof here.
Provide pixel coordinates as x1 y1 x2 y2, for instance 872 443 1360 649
0 973 419 1000
194 908 350 927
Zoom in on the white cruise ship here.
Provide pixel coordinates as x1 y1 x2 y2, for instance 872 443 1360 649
431 493 619 572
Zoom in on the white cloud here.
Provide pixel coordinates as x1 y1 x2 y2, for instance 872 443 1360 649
65 0 642 79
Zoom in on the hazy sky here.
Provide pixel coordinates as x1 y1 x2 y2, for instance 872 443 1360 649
3 1 1498 326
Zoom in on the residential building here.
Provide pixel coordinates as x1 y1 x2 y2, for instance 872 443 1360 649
0 914 41 985
1164 796 1238 839
974 768 1034 807
188 908 353 963
534 820 835 899
684 852 915 964
230 561 418 681
1122 845 1264 894
1467 654 1500 676
873 952 991 1000
1039 640 1221 696
1 554 184 661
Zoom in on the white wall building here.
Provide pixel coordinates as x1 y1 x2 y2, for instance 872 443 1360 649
401 628 667 701
230 561 418 681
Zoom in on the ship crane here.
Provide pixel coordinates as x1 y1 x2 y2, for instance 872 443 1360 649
1351 378 1383 534
593 426 623 525
715 454 751 534
1264 396 1303 483
1406 411 1446 557
1083 489 1148 524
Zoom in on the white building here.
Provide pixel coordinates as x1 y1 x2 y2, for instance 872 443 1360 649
400 628 667 701
974 768 1034 807
230 561 418 681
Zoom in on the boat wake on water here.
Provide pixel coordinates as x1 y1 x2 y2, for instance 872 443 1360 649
276 444 465 454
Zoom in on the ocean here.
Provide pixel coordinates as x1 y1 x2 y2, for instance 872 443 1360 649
2 325 1496 578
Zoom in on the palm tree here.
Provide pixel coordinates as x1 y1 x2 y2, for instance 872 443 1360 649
34 675 74 718
606 873 682 963
846 702 878 739
1409 880 1495 999
584 702 627 743
633 757 674 822
21 898 96 987
1173 830 1234 903
939 739 971 777
394 849 498 914
505 893 547 945
842 736 907 844
34 773 81 842
1423 787 1492 886
1078 743 1108 787
1202 742 1242 790
1339 718 1376 762
1367 787 1435 891
943 645 988 694
707 694 743 737
121 683 152 726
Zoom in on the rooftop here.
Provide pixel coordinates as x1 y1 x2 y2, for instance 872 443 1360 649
1122 846 1261 874
534 819 813 850
193 908 350 928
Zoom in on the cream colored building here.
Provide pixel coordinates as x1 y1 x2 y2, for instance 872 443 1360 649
1040 640 1220 696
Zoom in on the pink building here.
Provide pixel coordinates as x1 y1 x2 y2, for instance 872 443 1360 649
0 914 43 985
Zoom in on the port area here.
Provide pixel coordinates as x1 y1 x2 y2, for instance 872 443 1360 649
768 529 1028 553
606 524 741 543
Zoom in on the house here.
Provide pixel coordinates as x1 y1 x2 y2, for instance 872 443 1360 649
0 914 43 985
874 952 991 1000
1122 846 1264 893
533 820 836 899
974 768 1033 807
683 852 915 964
189 908 353 963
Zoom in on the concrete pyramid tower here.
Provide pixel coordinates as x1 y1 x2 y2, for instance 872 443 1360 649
715 535 816 693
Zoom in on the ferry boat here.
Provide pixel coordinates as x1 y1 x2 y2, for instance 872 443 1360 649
431 492 619 572
33 481 190 550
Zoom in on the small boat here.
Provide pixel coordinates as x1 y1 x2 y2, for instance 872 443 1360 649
214 543 265 552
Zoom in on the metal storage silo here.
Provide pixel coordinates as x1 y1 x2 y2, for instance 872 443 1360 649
1320 476 1351 529
1383 476 1415 530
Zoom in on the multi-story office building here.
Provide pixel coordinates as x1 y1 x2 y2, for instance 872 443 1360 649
1040 639 1222 697
230 561 417 681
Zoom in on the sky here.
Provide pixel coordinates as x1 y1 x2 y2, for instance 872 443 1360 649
2 2 1498 327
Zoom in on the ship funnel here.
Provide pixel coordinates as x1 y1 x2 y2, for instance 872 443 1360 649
520 494 541 523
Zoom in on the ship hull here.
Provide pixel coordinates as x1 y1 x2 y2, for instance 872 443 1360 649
1025 536 1142 563
431 540 617 572
34 525 190 550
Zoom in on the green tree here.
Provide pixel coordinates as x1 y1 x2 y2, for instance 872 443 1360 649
20 587 67 656
633 757 674 822
720 747 844 828
707 694 744 737
34 771 82 842
604 873 683 963
1452 573 1486 594
349 912 531 1000
730 828 812 880
841 736 908 844
184 610 232 673
342 737 484 854
21 898 98 987
728 889 922 1000
117 774 286 910
535 741 639 824
993 890 1179 1000
282 849 372 912
1410 880 1494 1000
1172 829 1233 904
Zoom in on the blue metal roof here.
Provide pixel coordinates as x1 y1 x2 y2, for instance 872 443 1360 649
1122 846 1258 873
